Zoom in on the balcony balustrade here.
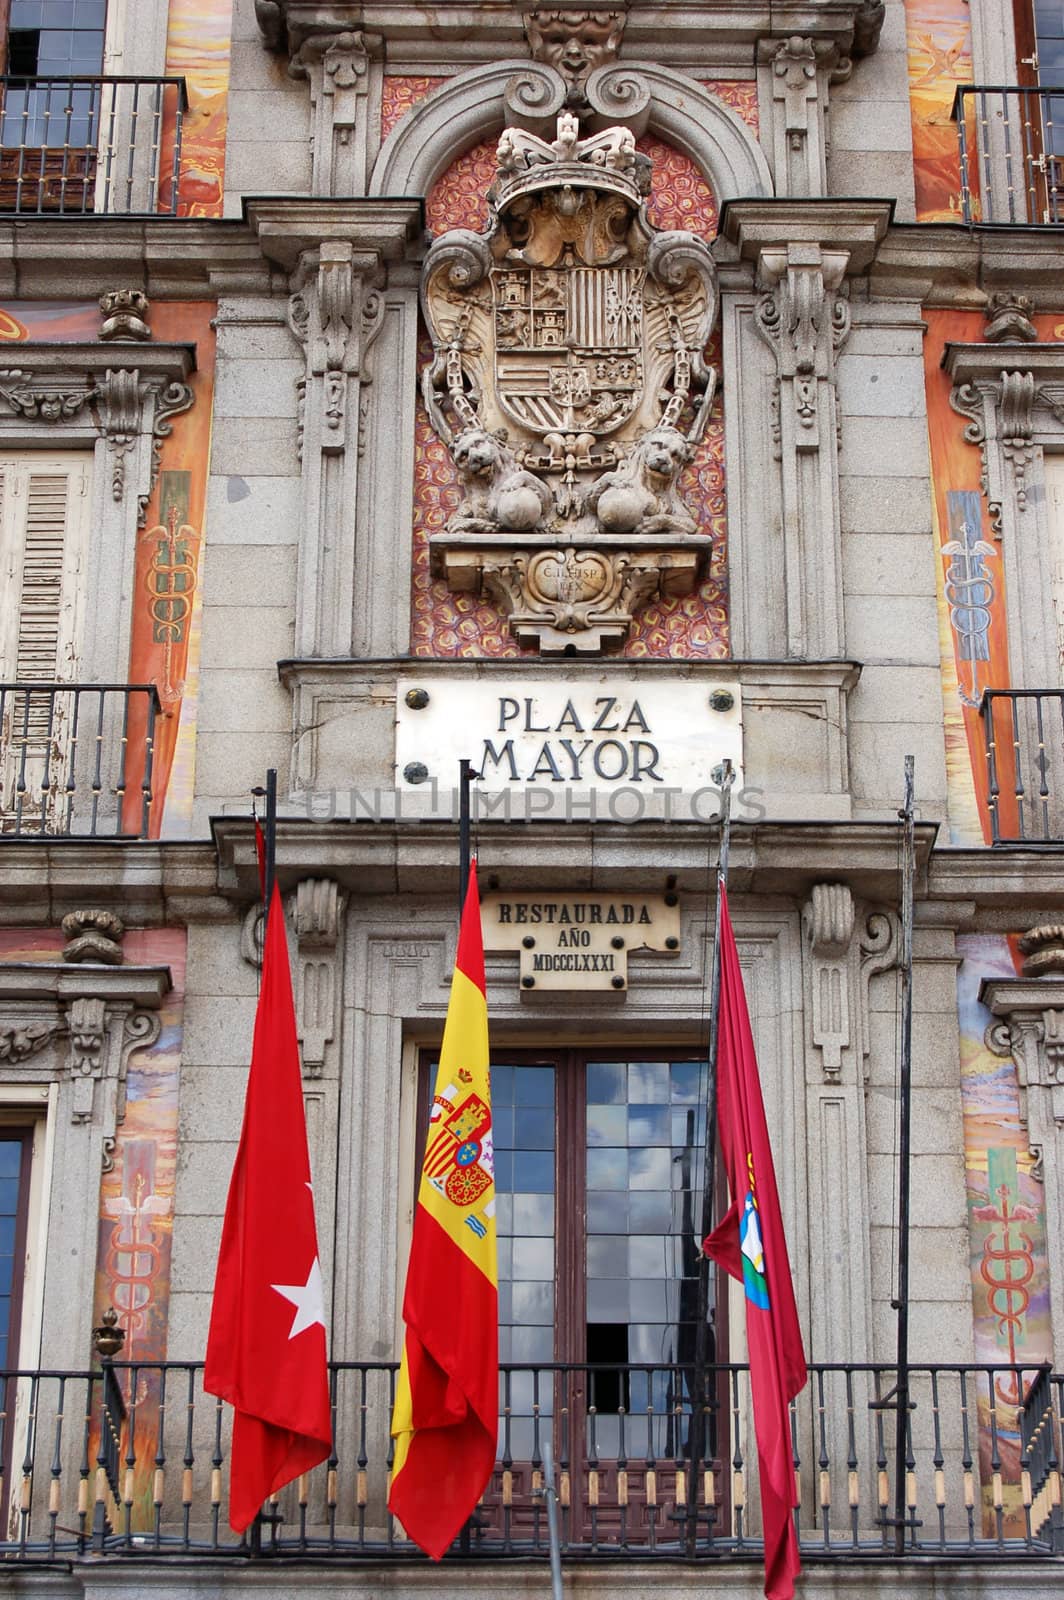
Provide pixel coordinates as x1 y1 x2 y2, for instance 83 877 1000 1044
0 1359 1059 1563
954 85 1064 224
0 76 186 216
0 682 160 839
980 688 1064 844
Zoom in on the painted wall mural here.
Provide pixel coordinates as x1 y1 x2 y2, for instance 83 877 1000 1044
903 0 973 220
957 934 1053 1534
0 300 217 838
390 74 749 661
163 0 234 218
924 309 1064 843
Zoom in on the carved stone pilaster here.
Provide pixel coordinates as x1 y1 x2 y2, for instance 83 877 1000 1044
802 883 855 1079
286 238 387 656
291 28 382 199
756 35 839 197
293 878 347 1078
724 201 890 661
982 971 1064 1362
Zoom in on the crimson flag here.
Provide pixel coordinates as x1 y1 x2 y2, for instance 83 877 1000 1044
703 881 807 1600
204 877 332 1532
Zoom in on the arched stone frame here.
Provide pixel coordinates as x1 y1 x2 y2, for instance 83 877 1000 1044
0 342 195 688
368 60 773 206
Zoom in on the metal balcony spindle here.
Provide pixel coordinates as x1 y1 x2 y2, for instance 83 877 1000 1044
20 1371 40 1554
152 1366 168 1545
46 1375 65 1557
329 1364 342 1542
958 1369 976 1546
817 1367 831 1546
929 1370 946 1548
102 80 118 213
957 95 973 221
873 1368 890 1546
148 81 163 209
209 1390 223 1546
126 81 143 213
587 1367 600 1551
558 1372 571 1536
121 1367 137 1545
1033 693 1051 837
36 684 58 832
114 686 131 837
181 1366 196 1548
14 689 33 830
1009 694 1027 839
170 82 185 214
977 91 994 220
643 1366 657 1551
500 1365 513 1551
731 1367 745 1545
845 1367 861 1543
987 1370 1005 1545
77 1375 94 1550
385 1365 397 1549
617 1386 629 1548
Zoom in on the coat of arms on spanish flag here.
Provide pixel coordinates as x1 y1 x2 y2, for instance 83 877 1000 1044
389 863 498 1558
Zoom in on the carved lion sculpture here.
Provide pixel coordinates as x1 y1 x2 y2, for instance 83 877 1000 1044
447 427 554 535
586 425 697 536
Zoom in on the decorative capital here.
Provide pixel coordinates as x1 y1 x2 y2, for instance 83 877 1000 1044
62 909 125 966
99 289 151 342
0 1021 61 1063
805 883 854 958
984 293 1038 346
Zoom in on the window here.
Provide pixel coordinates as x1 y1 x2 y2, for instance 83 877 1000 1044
419 1048 729 1533
0 1129 33 1371
0 451 91 831
2 2 107 149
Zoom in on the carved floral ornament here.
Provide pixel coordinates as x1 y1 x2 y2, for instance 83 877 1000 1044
421 113 719 653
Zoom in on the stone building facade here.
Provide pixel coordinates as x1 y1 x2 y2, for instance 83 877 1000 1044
0 0 1061 1594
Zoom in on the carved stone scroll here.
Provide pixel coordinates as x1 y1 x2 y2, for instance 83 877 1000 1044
294 878 348 1078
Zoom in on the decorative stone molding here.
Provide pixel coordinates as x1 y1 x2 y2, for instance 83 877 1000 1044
756 34 841 197
984 292 1038 346
62 910 125 966
0 1021 61 1062
420 114 719 652
293 878 348 1078
723 200 890 661
244 198 420 659
802 886 900 1081
99 289 151 343
982 971 1064 1363
369 61 772 208
290 28 382 198
523 8 627 110
943 341 1064 700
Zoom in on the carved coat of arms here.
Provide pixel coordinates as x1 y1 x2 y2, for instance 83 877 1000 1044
421 113 719 652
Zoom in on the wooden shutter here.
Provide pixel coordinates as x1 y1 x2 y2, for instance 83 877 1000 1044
0 453 92 827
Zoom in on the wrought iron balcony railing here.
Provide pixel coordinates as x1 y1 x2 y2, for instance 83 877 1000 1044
0 682 160 839
1 1359 1060 1562
0 76 186 216
980 688 1064 844
954 85 1064 225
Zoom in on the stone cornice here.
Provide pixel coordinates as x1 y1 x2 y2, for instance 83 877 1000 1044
870 223 1064 307
0 963 171 1008
943 342 1064 386
719 198 894 275
211 815 935 903
0 218 277 300
243 197 424 274
0 342 196 382
980 975 1064 1017
257 1 881 68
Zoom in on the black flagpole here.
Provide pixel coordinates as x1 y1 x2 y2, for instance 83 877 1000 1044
264 767 278 928
892 755 916 1553
686 758 734 1554
458 759 476 916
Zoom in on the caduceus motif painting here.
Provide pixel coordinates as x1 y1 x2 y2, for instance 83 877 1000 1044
420 109 719 653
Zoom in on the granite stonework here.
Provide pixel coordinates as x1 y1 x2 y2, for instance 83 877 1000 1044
0 0 1060 1591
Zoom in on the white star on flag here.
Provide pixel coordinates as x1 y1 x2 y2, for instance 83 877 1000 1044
271 1257 326 1340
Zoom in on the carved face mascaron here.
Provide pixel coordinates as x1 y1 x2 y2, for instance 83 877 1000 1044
524 9 626 94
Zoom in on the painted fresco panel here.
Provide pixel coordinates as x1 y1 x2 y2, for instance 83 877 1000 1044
163 0 233 218
903 0 972 221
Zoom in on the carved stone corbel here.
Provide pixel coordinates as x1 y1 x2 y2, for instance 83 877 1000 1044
293 878 348 1078
65 995 107 1123
290 28 382 198
756 35 839 197
802 883 855 1079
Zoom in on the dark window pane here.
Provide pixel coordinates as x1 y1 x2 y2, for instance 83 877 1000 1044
629 1104 670 1146
586 1105 626 1146
492 1106 514 1151
10 4 45 26
0 1218 16 1257
587 1190 626 1232
0 1143 20 1180
670 1062 703 1103
7 31 41 75
491 1064 514 1106
629 1190 672 1231
514 1066 554 1106
513 1149 553 1192
628 1061 669 1103
515 1107 553 1150
587 1060 625 1104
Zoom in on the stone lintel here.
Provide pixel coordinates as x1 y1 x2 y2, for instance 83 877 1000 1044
243 198 424 274
980 975 1064 1019
871 223 1064 309
0 343 196 382
943 342 1064 386
719 198 894 276
0 218 274 299
0 963 171 1008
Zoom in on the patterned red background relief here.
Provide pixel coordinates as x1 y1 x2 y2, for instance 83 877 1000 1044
383 75 754 660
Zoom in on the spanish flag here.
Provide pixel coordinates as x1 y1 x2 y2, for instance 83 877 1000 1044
389 863 497 1559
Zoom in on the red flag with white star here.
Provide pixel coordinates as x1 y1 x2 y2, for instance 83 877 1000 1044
204 876 332 1531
